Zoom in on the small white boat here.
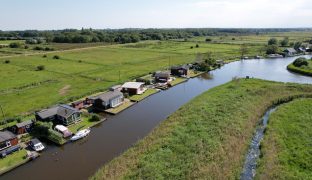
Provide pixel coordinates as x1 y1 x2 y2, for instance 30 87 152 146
70 128 91 141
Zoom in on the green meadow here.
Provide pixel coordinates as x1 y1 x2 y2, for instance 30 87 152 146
91 79 312 179
257 99 312 180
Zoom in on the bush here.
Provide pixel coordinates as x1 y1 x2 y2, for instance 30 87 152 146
9 42 23 48
190 46 193 49
53 55 60 59
205 38 212 42
196 44 199 48
4 60 10 64
33 46 44 50
36 65 45 71
42 54 47 58
293 57 308 67
89 114 101 122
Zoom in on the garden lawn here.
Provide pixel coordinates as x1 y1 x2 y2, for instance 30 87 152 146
0 149 28 175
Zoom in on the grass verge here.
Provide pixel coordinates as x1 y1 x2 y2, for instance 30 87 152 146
287 62 312 77
91 79 312 179
257 98 312 180
105 100 135 114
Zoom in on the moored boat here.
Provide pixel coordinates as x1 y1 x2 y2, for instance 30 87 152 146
70 128 91 141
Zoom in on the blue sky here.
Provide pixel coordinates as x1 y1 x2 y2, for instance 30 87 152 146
0 0 311 30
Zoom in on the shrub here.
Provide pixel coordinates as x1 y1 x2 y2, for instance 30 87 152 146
36 65 45 71
293 57 308 67
53 55 60 59
43 54 47 58
232 38 236 40
190 46 193 49
9 42 23 48
33 46 44 50
89 114 101 122
196 44 199 48
4 60 10 64
205 38 212 42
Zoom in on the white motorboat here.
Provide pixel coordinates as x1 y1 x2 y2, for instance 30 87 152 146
70 128 91 141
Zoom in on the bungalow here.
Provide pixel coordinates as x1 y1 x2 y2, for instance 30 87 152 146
171 65 189 77
35 105 81 126
122 82 146 95
10 120 34 135
93 91 124 110
283 48 297 56
0 131 18 151
154 71 171 83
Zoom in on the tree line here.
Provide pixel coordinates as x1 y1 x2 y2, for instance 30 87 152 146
1 28 312 44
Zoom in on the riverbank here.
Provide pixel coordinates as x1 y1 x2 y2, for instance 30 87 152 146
91 78 312 179
287 58 312 76
257 98 312 179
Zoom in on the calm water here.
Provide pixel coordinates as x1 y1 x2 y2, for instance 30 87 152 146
2 56 312 180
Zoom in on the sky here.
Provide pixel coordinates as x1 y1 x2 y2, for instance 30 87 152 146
0 0 311 30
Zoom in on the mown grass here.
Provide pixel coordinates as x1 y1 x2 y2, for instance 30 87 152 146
91 79 312 180
257 99 312 180
287 59 312 76
129 89 159 102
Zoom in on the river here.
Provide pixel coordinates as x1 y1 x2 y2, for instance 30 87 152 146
2 55 312 180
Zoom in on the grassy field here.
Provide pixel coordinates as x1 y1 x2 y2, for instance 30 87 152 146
188 31 312 45
257 99 312 180
287 59 312 76
91 79 312 179
0 38 266 122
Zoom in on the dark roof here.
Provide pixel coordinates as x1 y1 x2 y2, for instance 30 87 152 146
155 71 170 78
71 100 84 106
0 131 16 143
284 48 297 53
30 138 41 145
171 65 189 70
36 105 79 119
57 105 80 119
15 120 33 128
95 91 123 103
36 106 58 119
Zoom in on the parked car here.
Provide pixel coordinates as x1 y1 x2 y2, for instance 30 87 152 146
29 138 45 152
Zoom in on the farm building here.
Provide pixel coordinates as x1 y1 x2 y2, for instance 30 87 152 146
92 91 124 110
283 48 297 56
10 120 34 135
122 82 146 95
0 131 18 151
171 65 189 77
155 71 171 83
35 105 81 126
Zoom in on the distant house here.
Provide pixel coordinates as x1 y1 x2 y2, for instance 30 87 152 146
10 120 34 135
171 65 189 77
0 131 18 151
283 48 297 56
92 91 124 110
154 71 171 83
35 105 81 126
121 82 146 95
109 85 122 92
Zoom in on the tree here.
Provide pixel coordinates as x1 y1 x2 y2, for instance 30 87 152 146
266 45 279 54
293 57 308 67
239 44 248 59
268 38 278 45
53 55 60 59
294 42 302 50
196 44 199 48
280 37 289 47
4 60 10 64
